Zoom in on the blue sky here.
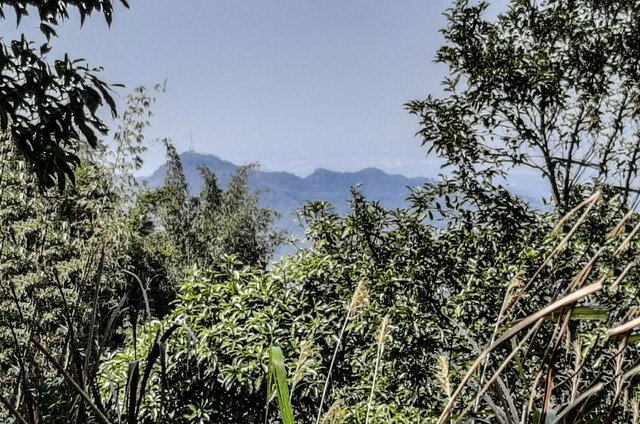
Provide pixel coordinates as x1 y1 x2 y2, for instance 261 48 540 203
6 0 511 178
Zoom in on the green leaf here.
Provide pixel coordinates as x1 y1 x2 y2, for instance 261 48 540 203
268 345 295 424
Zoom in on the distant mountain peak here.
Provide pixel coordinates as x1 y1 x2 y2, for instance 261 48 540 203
144 151 429 208
309 167 332 175
143 152 433 256
357 167 387 175
179 151 236 167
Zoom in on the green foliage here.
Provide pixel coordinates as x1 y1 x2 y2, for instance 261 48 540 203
100 263 303 423
0 0 128 189
296 191 544 422
100 183 640 423
436 191 640 423
99 186 546 423
0 89 155 422
132 142 284 275
407 0 640 208
268 346 296 424
5 1 640 423
0 82 288 422
0 143 122 422
0 1 128 28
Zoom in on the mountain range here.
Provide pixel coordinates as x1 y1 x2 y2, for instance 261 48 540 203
145 152 431 240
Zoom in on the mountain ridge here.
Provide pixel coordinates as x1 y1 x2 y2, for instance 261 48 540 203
145 151 430 212
144 152 432 246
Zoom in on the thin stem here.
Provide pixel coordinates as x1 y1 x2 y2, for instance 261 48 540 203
315 309 351 424
31 338 112 424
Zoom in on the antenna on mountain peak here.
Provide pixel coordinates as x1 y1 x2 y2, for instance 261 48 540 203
189 130 195 153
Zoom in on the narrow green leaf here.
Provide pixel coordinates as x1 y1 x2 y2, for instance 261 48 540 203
268 346 295 424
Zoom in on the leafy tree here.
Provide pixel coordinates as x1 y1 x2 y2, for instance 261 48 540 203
0 78 289 422
100 187 546 423
407 0 640 209
100 261 305 424
0 87 166 423
6 1 640 423
100 182 640 423
0 0 128 189
398 2 640 421
132 142 285 274
0 135 126 423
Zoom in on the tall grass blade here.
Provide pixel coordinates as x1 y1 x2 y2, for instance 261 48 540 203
550 192 600 236
610 316 640 337
437 280 603 424
316 281 366 424
136 324 180 416
85 247 106 381
508 192 600 312
97 293 129 365
0 392 29 424
366 315 390 424
31 337 112 424
126 361 140 424
122 269 152 323
458 320 542 423
613 216 640 256
552 383 605 423
268 345 295 424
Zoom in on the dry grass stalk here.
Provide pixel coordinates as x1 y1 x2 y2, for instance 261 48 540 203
290 338 317 398
536 309 575 423
456 320 542 424
500 273 524 317
554 382 605 422
316 281 368 424
437 278 604 424
349 280 368 314
320 399 344 424
437 355 452 401
376 315 390 345
569 246 605 291
550 191 601 236
529 201 632 418
610 261 636 292
610 337 629 416
526 364 545 418
508 192 601 313
610 314 640 337
609 208 634 238
569 339 583 403
614 217 640 256
365 315 391 424
623 362 640 380
549 192 600 257
447 198 640 423
474 273 525 413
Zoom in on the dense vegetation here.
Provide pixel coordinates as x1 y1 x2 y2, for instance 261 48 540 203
2 0 640 423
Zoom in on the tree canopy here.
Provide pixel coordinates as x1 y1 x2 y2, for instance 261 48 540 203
4 0 640 423
407 0 640 208
0 0 128 189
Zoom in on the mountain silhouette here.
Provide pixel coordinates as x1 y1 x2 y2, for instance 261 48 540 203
145 152 431 242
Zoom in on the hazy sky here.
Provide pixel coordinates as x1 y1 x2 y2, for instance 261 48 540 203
6 1 508 178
